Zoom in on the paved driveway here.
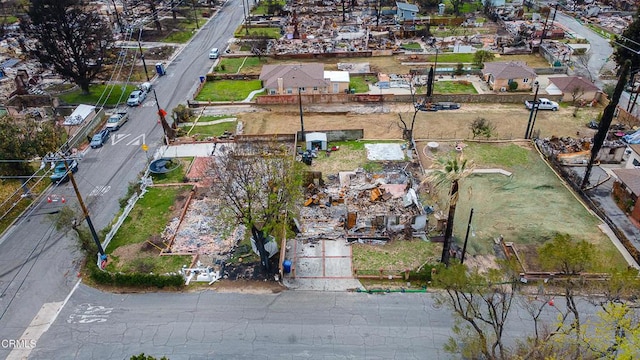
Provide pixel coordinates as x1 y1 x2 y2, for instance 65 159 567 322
283 238 362 291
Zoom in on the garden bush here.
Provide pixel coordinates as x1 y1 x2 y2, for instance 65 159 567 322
90 268 184 289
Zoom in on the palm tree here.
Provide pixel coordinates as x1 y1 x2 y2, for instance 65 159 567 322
428 155 475 266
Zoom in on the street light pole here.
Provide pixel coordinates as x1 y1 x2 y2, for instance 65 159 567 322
525 81 540 139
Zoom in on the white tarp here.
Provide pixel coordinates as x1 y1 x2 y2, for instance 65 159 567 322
251 235 279 258
63 104 95 125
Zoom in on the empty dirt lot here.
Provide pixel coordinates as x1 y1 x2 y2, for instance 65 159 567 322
238 103 600 140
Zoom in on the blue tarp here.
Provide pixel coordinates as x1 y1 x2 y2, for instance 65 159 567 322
622 129 640 144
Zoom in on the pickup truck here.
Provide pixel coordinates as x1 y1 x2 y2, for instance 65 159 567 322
524 98 559 111
106 111 128 130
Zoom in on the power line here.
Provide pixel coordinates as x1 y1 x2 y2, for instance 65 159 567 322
0 1 192 220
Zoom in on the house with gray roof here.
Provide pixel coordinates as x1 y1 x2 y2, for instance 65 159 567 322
481 61 537 91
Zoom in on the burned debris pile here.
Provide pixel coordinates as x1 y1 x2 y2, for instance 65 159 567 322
298 169 427 244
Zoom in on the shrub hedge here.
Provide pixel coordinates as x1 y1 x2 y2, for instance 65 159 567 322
90 268 184 289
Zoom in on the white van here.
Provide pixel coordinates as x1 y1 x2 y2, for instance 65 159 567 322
209 48 220 59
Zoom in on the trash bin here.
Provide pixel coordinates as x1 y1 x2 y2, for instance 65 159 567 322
155 62 166 76
283 260 292 273
199 76 205 83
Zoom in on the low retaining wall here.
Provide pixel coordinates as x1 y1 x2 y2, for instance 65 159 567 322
296 129 364 142
388 93 563 104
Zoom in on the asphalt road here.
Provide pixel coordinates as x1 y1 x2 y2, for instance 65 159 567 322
553 11 614 89
0 4 635 359
20 284 558 360
0 1 246 358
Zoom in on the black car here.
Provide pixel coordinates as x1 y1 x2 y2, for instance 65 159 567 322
90 129 110 148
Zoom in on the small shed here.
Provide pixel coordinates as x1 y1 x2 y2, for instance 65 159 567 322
306 132 328 151
396 2 419 21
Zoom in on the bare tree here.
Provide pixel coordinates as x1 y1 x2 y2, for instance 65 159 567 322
575 52 596 82
21 0 114 94
570 85 586 105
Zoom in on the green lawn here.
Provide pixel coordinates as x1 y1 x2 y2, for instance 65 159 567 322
184 120 238 138
427 143 627 270
161 20 199 43
58 84 137 106
352 239 439 272
115 254 194 274
433 80 477 94
106 186 190 252
214 57 267 74
586 24 614 40
251 0 285 15
350 75 377 93
195 79 263 102
235 27 282 39
1 16 18 24
150 158 191 184
425 53 475 63
432 27 494 37
401 42 422 51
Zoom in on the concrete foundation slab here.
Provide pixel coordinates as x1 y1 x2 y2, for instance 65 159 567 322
365 143 405 161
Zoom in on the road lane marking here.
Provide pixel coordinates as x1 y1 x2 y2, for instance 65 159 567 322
7 279 81 360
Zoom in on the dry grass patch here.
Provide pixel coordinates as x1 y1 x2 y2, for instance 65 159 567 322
352 239 440 272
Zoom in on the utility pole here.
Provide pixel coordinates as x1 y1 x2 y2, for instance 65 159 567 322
192 0 199 29
137 28 150 82
152 89 176 144
524 81 540 139
65 161 107 269
461 208 474 264
298 87 305 141
581 61 631 189
110 0 123 33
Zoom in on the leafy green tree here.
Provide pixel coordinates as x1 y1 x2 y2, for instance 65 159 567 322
0 115 65 176
613 7 640 72
428 155 475 265
21 0 114 94
434 261 519 360
473 50 495 67
450 0 464 15
538 233 597 359
130 354 169 360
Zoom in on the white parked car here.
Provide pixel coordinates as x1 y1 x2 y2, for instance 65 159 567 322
209 48 220 59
